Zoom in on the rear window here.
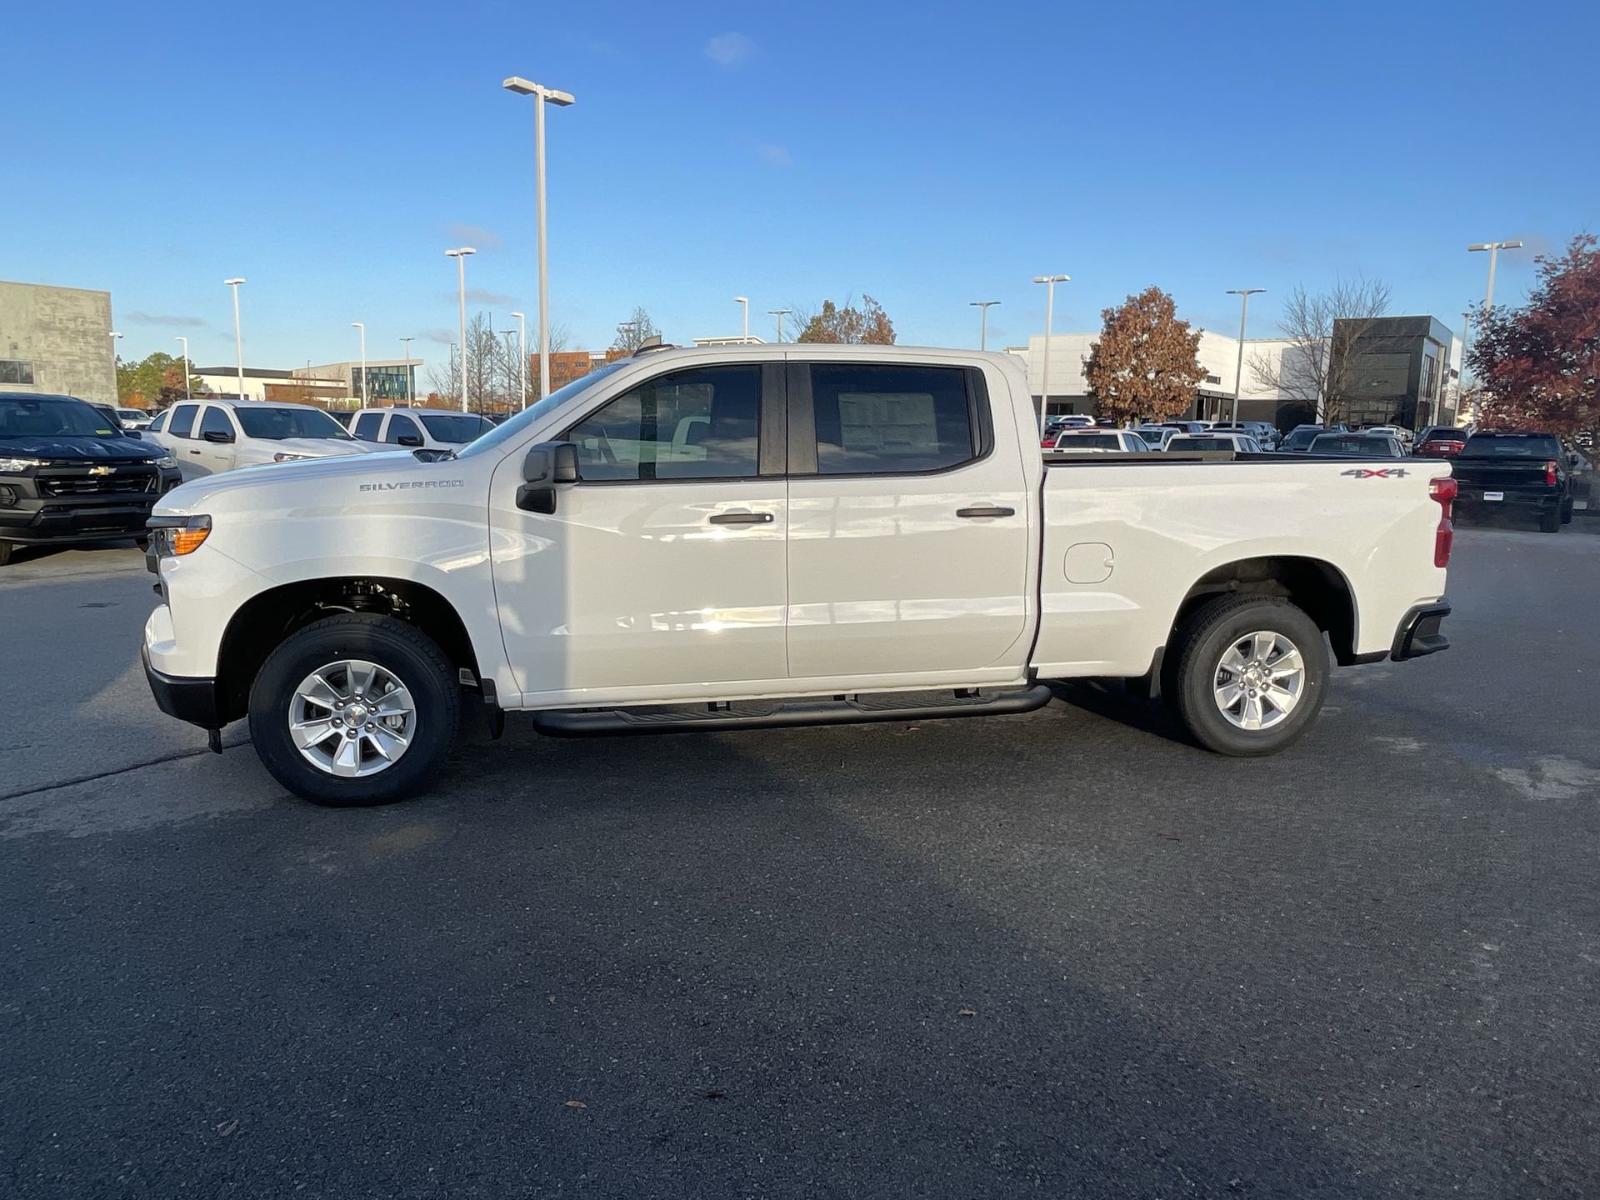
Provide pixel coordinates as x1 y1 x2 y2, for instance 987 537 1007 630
1171 437 1238 452
1461 434 1562 458
809 363 978 475
1311 435 1391 454
1055 433 1123 450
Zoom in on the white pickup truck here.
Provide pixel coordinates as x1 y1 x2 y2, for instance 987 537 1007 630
142 344 1455 805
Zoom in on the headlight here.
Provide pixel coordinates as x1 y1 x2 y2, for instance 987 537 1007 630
154 455 178 469
273 452 311 463
147 513 212 557
0 456 45 473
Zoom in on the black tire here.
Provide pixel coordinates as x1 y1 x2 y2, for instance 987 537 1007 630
0 540 12 567
1169 595 1329 756
1560 498 1574 525
1538 507 1561 533
247 614 460 806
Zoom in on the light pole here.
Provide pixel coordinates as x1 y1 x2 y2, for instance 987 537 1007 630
399 336 414 406
1225 288 1265 425
1468 240 1522 311
735 296 750 341
109 331 123 356
224 278 246 401
969 300 999 350
503 76 575 409
769 308 791 344
1032 274 1069 432
174 335 191 400
444 248 475 411
511 311 528 408
351 321 366 406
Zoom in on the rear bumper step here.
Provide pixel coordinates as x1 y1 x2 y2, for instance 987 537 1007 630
532 684 1053 737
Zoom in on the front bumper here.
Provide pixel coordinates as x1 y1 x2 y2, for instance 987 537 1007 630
0 467 182 544
142 643 221 729
1391 599 1451 661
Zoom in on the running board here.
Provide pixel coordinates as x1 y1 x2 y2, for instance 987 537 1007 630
531 684 1053 737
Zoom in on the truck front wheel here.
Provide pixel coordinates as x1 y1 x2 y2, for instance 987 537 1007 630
247 614 461 805
1168 596 1329 757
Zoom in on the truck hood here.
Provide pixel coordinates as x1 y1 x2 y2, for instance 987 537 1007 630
238 437 376 461
154 448 428 515
0 433 166 463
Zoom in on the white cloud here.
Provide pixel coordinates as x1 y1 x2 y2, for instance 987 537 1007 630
125 312 206 328
705 32 756 66
447 222 502 251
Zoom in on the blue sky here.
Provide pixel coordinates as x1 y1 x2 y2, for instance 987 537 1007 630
6 0 1596 381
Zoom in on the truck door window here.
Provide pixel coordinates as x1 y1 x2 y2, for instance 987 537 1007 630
167 404 198 438
385 414 421 444
565 364 761 481
198 407 234 439
806 364 978 474
353 412 383 441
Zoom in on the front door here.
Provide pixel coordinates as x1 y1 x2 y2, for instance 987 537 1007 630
784 361 1033 681
194 405 238 476
490 361 789 705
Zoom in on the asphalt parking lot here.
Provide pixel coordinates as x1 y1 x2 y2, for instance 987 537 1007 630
1 525 1597 1199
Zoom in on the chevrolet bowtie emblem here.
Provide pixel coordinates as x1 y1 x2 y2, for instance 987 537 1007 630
89 465 115 476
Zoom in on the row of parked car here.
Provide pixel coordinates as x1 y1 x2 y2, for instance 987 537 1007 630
1041 415 1416 458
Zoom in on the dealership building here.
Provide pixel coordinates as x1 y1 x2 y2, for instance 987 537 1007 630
1012 314 1462 429
0 280 118 405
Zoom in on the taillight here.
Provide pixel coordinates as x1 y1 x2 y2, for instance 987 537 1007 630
1429 476 1456 568
1544 459 1558 486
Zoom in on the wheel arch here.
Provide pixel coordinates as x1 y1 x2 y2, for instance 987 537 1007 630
214 576 481 725
1168 555 1360 666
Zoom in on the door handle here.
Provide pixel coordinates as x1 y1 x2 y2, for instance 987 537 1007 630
708 511 774 525
956 505 1015 519
188 449 202 455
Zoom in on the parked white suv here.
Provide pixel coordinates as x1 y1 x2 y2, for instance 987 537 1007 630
149 398 373 480
142 344 1455 805
349 406 496 452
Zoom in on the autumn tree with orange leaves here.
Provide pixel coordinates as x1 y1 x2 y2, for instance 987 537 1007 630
1469 234 1599 440
1083 287 1206 424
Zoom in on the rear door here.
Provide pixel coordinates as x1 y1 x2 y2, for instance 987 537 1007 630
784 360 1032 681
351 411 384 443
164 403 203 479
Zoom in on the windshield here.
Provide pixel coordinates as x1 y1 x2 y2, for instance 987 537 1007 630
0 395 120 438
1461 434 1562 458
1172 437 1238 451
1312 435 1390 454
456 361 630 460
1134 428 1166 445
418 413 495 444
1280 429 1320 450
233 406 352 441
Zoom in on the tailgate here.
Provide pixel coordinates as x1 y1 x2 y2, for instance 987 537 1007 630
1452 460 1553 493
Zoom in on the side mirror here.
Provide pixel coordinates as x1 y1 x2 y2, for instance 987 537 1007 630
517 441 580 514
397 434 424 447
125 429 143 440
202 429 235 444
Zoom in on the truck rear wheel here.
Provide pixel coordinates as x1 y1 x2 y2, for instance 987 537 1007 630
0 541 12 567
1539 507 1562 533
247 614 460 805
1168 596 1328 756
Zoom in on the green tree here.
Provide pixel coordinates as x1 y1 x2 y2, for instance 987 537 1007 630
116 352 206 408
795 295 895 344
1083 287 1206 424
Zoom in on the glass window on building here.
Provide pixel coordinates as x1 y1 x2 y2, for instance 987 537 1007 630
0 360 36 385
353 366 413 402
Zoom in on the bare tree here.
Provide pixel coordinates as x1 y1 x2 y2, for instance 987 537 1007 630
612 307 660 352
1249 277 1391 424
424 313 524 412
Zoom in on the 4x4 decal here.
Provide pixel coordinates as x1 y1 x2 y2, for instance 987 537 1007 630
1340 467 1409 478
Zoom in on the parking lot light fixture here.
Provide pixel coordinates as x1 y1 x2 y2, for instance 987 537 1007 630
769 308 791 344
735 296 750 341
511 311 528 408
969 300 999 350
400 336 415 406
109 330 123 361
444 249 476 411
1032 275 1069 433
503 76 575 408
225 278 247 402
1225 289 1265 425
175 335 191 400
1468 240 1524 311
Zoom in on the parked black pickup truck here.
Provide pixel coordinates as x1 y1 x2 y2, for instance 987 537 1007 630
1451 431 1574 533
0 392 183 565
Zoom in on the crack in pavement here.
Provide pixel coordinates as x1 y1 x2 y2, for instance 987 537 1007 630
0 735 252 803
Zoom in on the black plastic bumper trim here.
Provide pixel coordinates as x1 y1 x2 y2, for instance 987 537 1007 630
533 684 1053 737
1391 599 1451 662
142 645 222 730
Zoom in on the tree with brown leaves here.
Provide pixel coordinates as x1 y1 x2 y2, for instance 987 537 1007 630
795 295 896 344
1083 287 1206 424
1469 235 1599 439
